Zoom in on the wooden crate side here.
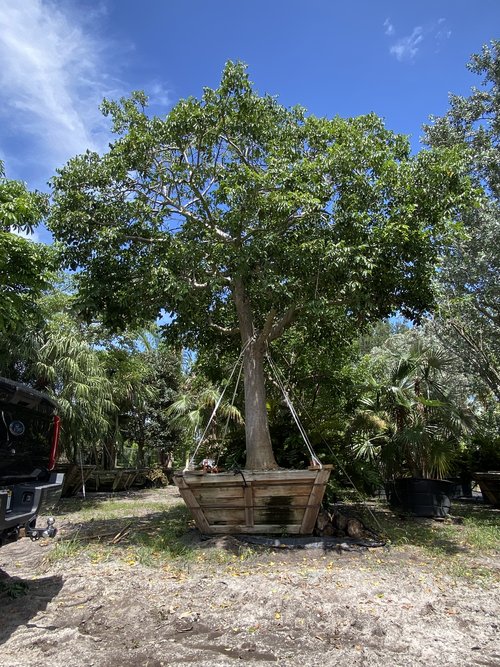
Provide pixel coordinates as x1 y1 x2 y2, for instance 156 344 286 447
174 476 211 533
176 467 332 535
299 468 332 534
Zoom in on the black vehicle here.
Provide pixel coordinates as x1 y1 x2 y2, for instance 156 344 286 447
0 376 64 544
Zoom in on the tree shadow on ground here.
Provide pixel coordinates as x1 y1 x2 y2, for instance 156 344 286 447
53 487 173 514
0 570 64 645
53 499 200 561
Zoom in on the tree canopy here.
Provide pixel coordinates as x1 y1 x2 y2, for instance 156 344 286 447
49 62 473 469
424 41 500 400
0 161 54 334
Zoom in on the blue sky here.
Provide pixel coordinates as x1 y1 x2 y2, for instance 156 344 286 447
0 0 498 240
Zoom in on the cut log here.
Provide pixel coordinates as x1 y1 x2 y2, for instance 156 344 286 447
346 518 365 539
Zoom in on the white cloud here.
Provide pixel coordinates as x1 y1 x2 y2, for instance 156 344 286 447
147 82 172 111
436 18 452 43
383 18 395 37
386 19 452 63
390 26 424 62
0 0 122 174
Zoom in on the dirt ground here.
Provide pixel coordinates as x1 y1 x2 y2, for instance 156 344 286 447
1 487 499 667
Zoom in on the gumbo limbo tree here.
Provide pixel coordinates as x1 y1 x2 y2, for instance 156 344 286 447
50 62 472 470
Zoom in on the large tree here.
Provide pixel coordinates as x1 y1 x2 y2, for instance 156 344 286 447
424 41 500 400
50 62 472 470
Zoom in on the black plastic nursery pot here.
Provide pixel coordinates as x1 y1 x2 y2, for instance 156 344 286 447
445 476 473 499
386 478 453 518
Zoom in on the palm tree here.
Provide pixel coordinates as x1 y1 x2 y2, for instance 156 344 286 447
31 316 116 464
167 374 243 468
1 288 116 463
352 340 474 480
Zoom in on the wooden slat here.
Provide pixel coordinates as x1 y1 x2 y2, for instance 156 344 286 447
203 508 246 524
182 470 320 485
204 508 246 527
244 484 254 527
193 498 248 510
196 497 309 513
204 524 303 535
187 490 313 505
300 467 332 534
253 493 311 510
254 507 305 523
194 487 245 502
174 476 211 533
253 484 313 498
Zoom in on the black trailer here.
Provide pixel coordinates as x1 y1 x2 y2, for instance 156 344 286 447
0 377 64 544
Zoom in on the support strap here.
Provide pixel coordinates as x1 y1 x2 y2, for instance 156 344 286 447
185 337 252 470
266 352 322 469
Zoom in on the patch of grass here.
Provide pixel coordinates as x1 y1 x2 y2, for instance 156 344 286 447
56 496 168 522
128 504 196 561
46 505 196 568
44 533 84 565
356 500 499 557
47 490 200 568
50 489 499 582
460 508 500 551
205 548 248 566
446 558 496 584
353 498 499 581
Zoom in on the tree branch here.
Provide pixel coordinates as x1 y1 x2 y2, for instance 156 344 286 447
208 320 240 336
256 308 275 344
120 234 169 244
220 134 263 173
267 305 299 343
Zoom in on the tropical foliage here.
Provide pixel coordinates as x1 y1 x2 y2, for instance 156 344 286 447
352 336 474 480
167 369 244 468
424 40 500 401
0 160 54 336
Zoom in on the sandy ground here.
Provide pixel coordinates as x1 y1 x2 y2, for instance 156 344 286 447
0 487 499 667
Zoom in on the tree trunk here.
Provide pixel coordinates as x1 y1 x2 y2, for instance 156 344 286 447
234 277 278 470
243 340 278 470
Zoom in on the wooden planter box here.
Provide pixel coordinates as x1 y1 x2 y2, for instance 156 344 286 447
57 463 96 497
174 465 332 535
474 472 500 506
86 468 150 492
